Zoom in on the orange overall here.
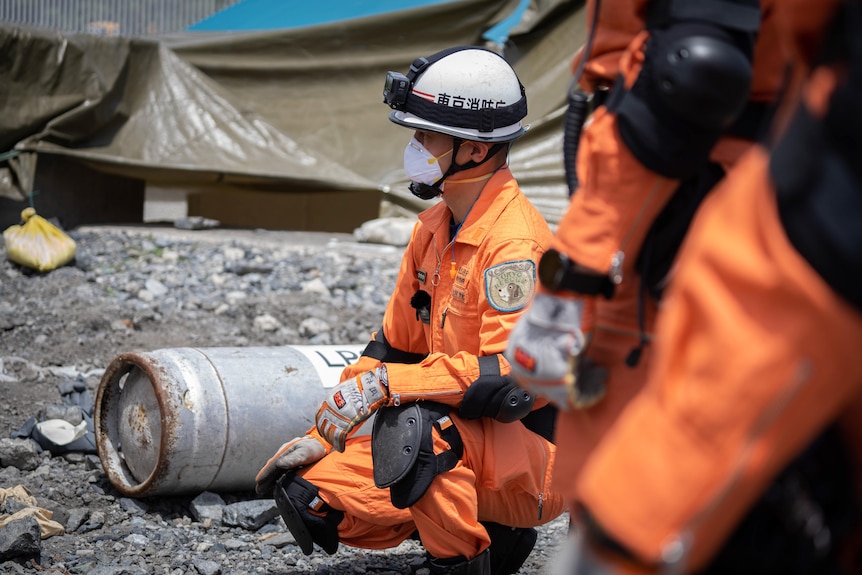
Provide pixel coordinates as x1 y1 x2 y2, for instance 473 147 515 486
574 0 862 570
297 168 565 560
548 0 801 508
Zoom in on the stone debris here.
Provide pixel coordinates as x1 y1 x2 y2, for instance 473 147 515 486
0 226 569 573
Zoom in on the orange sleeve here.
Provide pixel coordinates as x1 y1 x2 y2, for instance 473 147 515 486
573 0 647 91
553 106 678 276
386 233 549 407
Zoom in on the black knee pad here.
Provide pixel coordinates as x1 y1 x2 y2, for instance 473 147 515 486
373 402 463 509
274 472 343 556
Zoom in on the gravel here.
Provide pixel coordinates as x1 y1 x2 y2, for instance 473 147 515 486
0 224 568 574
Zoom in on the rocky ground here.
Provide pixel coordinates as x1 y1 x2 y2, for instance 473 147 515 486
0 223 568 574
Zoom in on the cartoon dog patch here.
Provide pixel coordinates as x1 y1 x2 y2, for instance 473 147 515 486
485 260 536 312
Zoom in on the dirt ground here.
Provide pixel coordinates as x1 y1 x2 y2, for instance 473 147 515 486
0 224 402 438
0 223 570 574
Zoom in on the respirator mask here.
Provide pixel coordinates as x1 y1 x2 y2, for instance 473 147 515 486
403 137 453 199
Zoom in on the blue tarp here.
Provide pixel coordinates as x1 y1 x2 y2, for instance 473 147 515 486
187 0 530 45
188 0 459 31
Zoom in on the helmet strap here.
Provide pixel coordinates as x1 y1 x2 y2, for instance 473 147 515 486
409 140 508 200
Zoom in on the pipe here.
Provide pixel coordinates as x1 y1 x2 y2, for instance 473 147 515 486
94 345 365 497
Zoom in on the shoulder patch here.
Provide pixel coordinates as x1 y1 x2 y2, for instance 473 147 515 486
484 260 536 312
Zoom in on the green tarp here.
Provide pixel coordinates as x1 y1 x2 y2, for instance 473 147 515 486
0 0 586 227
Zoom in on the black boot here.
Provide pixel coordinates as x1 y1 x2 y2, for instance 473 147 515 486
483 522 538 575
273 472 343 556
428 548 491 575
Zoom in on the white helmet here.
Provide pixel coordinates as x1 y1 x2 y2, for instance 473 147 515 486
384 46 527 142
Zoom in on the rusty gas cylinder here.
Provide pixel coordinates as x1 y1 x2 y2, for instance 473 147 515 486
95 345 364 497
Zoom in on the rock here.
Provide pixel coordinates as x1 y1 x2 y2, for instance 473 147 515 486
298 317 331 337
190 491 225 526
353 217 416 246
301 277 331 296
260 531 295 549
88 566 148 575
79 510 105 533
194 559 222 575
124 533 149 547
222 500 280 531
253 313 282 332
65 507 90 532
2 498 31 515
38 405 83 425
174 216 220 230
0 438 41 471
0 226 567 573
144 278 168 297
0 516 41 561
222 246 245 261
118 497 149 515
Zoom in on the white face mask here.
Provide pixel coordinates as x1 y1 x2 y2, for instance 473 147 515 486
403 136 452 186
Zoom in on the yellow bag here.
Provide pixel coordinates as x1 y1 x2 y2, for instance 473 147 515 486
3 207 77 272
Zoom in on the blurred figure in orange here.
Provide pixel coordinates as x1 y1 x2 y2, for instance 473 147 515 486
508 0 862 572
507 0 790 482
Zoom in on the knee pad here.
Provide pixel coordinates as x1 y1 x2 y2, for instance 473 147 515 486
372 402 463 509
274 472 343 556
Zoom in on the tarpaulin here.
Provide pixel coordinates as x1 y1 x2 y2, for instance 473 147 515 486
188 0 463 32
0 28 375 193
0 0 586 227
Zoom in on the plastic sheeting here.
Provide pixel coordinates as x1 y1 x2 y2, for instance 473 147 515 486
0 28 375 194
188 0 462 32
0 0 586 226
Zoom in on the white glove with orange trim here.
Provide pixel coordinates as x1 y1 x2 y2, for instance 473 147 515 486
254 435 327 495
315 366 389 452
505 292 605 410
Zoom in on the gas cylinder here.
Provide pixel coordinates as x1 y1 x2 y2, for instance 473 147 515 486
94 345 364 497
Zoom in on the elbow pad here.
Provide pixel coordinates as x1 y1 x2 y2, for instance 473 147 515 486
651 28 752 130
493 385 536 423
609 20 755 178
460 355 536 423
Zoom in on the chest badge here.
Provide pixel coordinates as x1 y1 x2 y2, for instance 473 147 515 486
484 260 536 312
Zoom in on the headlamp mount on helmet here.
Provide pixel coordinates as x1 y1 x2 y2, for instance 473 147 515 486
383 72 410 109
383 57 431 111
